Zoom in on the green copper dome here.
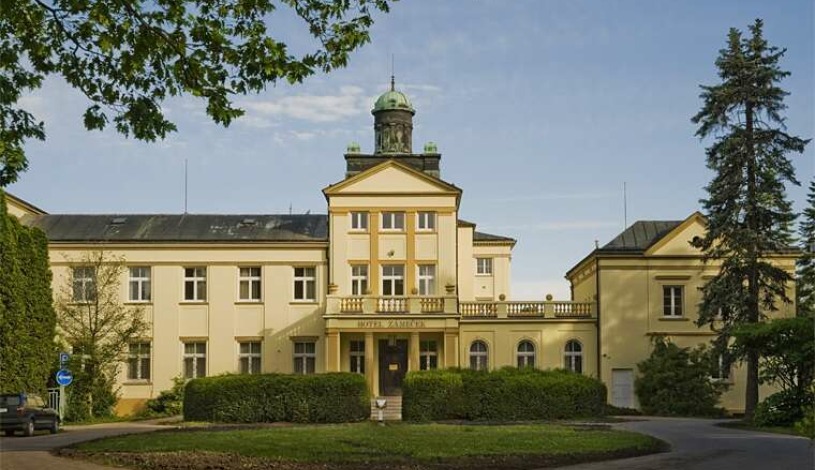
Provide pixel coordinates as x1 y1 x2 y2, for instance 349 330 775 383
372 77 415 113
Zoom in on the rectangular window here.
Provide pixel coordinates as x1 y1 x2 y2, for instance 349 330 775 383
184 267 207 301
420 340 438 370
293 342 316 374
350 212 369 231
417 211 436 230
127 342 151 380
418 265 436 296
293 267 316 301
663 286 683 317
382 265 405 296
711 354 731 381
351 265 368 296
129 267 151 302
476 258 493 275
350 340 365 374
381 211 405 231
239 341 262 374
183 342 206 378
239 267 262 301
72 266 96 302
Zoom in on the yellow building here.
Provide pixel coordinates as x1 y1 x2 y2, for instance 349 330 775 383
7 83 795 415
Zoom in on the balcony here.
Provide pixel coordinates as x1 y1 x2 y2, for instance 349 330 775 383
327 296 457 315
459 301 595 319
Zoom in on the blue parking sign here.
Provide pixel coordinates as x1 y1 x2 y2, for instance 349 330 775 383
59 352 70 366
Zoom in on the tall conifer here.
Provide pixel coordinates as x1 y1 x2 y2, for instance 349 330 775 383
797 180 815 317
691 19 809 419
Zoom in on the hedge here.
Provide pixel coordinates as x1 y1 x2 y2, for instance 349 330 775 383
183 373 370 423
402 368 606 422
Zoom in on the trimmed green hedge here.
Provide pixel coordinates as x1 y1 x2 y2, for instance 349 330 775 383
403 368 606 422
183 373 370 423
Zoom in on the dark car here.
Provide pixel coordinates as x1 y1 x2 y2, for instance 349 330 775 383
0 393 60 436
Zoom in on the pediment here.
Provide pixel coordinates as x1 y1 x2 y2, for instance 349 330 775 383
323 160 461 196
645 212 706 256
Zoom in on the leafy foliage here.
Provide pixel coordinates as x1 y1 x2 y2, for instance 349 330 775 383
140 376 186 417
183 373 369 423
54 250 148 419
402 367 607 422
753 389 813 427
635 338 727 417
797 180 815 317
690 19 809 418
0 0 393 186
0 190 57 394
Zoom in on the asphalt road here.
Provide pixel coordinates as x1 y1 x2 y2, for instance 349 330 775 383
0 417 811 470
558 417 814 470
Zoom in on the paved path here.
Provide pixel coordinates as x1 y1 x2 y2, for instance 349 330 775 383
0 421 166 470
557 417 814 470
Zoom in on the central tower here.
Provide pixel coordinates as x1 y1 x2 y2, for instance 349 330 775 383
372 77 415 154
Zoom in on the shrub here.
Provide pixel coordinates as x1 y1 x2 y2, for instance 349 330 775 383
635 337 726 417
794 405 815 438
402 367 606 422
753 389 814 427
183 373 369 423
139 376 186 417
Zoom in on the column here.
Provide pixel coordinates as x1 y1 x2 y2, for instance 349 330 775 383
444 331 459 368
409 331 420 371
325 330 340 372
364 332 375 394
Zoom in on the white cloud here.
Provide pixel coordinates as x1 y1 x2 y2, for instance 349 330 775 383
240 86 367 124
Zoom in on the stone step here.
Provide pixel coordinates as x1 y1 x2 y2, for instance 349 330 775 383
370 396 402 421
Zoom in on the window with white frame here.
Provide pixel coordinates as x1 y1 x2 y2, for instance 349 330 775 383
476 258 493 275
239 267 262 301
381 211 405 230
417 211 436 230
127 342 151 380
564 340 583 374
663 286 683 317
381 265 405 296
238 341 261 374
72 266 96 302
293 267 316 301
184 267 207 301
183 342 206 378
517 340 536 368
293 341 316 374
469 340 488 371
129 267 151 302
350 212 368 231
417 265 436 296
350 340 365 374
711 353 731 381
420 340 438 370
351 265 368 296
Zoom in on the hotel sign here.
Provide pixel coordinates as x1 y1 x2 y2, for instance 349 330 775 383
356 320 426 329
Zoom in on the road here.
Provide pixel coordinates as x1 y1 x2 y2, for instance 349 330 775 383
0 421 166 470
0 417 811 470
558 417 814 470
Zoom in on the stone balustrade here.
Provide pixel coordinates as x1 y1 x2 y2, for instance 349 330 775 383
327 296 595 318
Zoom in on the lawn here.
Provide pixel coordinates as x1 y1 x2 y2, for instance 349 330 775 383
71 422 667 470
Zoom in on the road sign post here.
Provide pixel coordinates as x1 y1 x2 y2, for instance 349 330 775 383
55 368 73 422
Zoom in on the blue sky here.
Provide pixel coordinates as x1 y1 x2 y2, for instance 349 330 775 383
9 0 814 299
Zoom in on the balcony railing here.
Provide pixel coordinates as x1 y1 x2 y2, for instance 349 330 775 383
328 296 456 315
460 301 595 319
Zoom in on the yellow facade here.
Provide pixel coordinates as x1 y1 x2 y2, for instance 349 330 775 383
6 87 796 416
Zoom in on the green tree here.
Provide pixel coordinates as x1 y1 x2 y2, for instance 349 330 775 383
55 250 148 419
0 190 57 394
796 180 815 317
634 337 727 417
690 19 810 419
1 0 393 186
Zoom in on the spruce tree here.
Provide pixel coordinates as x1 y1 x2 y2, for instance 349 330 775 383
797 180 815 317
691 19 809 419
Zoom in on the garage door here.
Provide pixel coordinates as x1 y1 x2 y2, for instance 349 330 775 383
611 369 634 409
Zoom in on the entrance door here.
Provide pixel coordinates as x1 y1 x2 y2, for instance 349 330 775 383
611 369 634 408
378 339 408 396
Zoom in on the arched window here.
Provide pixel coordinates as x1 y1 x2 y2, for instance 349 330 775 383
564 340 583 374
469 341 488 371
516 341 535 368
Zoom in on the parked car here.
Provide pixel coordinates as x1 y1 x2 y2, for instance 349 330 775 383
0 393 59 436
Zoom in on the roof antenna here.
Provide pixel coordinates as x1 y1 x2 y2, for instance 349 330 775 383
289 203 292 215
184 158 188 214
623 181 628 229
391 54 395 91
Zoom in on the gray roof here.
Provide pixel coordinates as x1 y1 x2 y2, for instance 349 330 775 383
21 214 328 243
600 220 683 252
473 231 516 243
